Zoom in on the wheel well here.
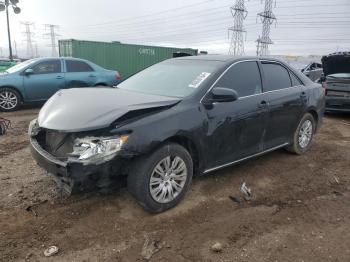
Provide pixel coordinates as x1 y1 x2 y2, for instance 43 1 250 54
165 136 200 176
94 83 107 86
307 109 319 130
0 86 23 101
307 109 318 122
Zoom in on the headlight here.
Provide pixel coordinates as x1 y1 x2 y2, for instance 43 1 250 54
70 135 129 161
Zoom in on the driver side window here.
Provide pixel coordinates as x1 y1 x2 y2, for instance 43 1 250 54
215 61 262 98
32 60 61 75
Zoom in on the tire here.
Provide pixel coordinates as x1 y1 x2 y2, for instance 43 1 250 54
286 113 315 155
127 143 193 213
0 88 21 112
0 123 6 135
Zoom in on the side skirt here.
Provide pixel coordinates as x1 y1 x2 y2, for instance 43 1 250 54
203 143 289 174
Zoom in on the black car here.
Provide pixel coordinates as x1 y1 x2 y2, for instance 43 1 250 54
321 52 350 112
29 55 325 213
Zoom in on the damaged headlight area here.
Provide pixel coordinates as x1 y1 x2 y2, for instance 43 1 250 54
69 135 129 163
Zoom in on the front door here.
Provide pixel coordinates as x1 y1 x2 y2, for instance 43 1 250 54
24 59 65 101
260 61 304 149
203 61 268 169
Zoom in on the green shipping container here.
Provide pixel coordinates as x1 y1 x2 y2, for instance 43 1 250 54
59 39 198 79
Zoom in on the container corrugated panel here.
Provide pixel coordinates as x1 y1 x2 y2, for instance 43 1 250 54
59 39 198 78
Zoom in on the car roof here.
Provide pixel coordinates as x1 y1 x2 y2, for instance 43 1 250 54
175 54 283 64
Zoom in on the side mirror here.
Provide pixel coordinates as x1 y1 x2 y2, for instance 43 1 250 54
301 68 305 73
24 68 34 75
205 87 238 104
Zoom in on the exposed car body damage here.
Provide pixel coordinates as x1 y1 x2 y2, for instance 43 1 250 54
38 88 180 132
29 55 325 207
321 52 350 112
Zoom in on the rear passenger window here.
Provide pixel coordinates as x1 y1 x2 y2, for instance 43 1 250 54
261 62 292 91
66 60 94 72
215 61 262 97
290 72 302 86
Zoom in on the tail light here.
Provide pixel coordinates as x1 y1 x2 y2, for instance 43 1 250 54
115 72 121 81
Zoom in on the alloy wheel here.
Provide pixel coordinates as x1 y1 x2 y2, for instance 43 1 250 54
298 119 313 149
149 155 188 204
0 91 18 110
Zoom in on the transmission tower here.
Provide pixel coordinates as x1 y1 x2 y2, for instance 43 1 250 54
21 22 35 58
256 0 277 56
44 24 60 57
228 0 248 55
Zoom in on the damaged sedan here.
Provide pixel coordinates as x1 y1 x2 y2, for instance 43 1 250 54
321 52 350 112
29 55 325 213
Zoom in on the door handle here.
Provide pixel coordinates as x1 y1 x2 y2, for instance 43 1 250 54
258 100 268 109
88 74 96 77
56 76 63 79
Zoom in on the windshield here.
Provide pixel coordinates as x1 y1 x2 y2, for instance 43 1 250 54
117 59 222 98
6 59 38 74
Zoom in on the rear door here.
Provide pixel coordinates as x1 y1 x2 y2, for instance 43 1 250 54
23 59 65 101
203 60 269 168
64 59 96 88
260 61 304 149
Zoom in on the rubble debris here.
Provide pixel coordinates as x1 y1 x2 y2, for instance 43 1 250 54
25 206 37 216
211 242 223 252
229 196 241 204
333 175 340 184
43 246 59 257
0 117 11 135
240 182 252 200
333 190 343 196
141 236 163 260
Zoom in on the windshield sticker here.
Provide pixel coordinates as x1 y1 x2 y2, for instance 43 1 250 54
189 72 211 88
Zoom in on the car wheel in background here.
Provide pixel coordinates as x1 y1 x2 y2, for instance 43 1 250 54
127 143 193 213
0 88 21 112
286 113 315 155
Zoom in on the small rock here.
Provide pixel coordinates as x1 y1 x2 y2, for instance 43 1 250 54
211 242 223 252
141 237 162 260
25 252 33 259
44 246 59 257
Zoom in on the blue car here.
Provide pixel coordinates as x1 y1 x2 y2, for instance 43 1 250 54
0 57 121 111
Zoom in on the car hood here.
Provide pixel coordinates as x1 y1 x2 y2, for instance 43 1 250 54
38 88 180 132
322 53 350 76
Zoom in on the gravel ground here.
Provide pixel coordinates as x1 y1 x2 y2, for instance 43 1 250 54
0 108 349 262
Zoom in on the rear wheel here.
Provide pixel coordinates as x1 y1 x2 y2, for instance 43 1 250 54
286 113 315 155
0 88 21 111
127 143 193 213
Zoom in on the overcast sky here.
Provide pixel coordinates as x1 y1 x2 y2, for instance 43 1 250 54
1 0 349 58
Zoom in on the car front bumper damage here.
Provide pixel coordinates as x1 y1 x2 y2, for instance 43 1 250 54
29 133 130 194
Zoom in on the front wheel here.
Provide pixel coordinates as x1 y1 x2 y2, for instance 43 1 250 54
0 88 21 112
127 143 193 213
286 113 315 155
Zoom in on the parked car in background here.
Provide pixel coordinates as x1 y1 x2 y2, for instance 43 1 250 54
0 59 17 72
321 52 350 112
301 62 323 82
0 57 121 111
29 55 325 213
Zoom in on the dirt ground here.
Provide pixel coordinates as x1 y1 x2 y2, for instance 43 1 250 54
0 108 349 262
